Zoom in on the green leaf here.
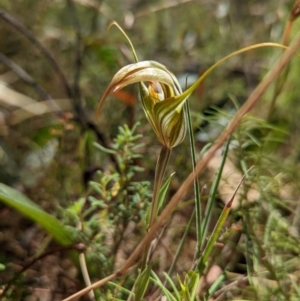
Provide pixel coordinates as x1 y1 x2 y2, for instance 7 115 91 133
163 272 181 301
178 42 291 102
157 172 175 214
146 172 174 225
0 183 74 246
93 142 116 154
197 171 248 273
134 265 152 301
204 270 227 300
201 138 231 247
151 270 178 301
178 270 199 301
108 281 135 298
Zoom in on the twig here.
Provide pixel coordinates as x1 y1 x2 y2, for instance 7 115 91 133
77 222 95 300
63 32 300 301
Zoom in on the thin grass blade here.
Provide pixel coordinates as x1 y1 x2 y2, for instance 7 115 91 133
198 171 249 273
201 138 231 249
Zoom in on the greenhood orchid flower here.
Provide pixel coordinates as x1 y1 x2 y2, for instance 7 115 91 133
96 60 189 149
95 22 289 150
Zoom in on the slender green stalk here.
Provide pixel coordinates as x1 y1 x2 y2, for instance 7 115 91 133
149 146 172 227
198 170 248 274
204 271 227 300
177 43 291 104
185 101 202 250
198 194 233 274
141 145 171 269
201 138 231 249
136 146 171 299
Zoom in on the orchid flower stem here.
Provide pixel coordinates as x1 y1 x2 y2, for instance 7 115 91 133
141 145 171 269
185 101 202 250
150 146 171 227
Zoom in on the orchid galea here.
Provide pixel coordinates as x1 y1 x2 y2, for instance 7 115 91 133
96 60 189 149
